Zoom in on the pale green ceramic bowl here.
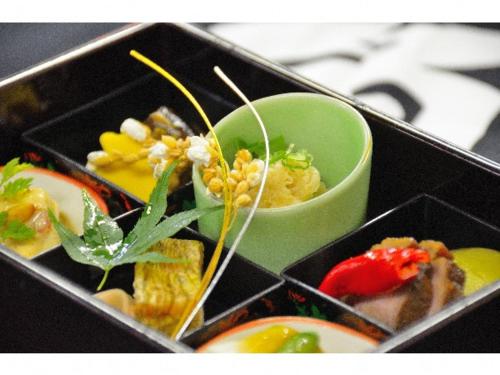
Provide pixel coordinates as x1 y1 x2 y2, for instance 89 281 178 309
193 93 372 273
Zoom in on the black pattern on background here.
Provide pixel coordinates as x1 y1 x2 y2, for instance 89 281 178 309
354 83 422 123
452 66 500 91
472 111 500 163
281 53 362 67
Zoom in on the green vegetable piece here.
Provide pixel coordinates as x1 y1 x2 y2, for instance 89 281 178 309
49 161 222 291
276 332 321 353
0 220 36 241
282 149 313 170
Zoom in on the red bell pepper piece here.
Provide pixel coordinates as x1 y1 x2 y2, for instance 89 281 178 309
318 247 431 298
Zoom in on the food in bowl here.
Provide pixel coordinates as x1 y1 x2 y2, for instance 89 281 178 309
239 325 322 353
193 93 372 273
197 316 377 353
0 157 105 258
0 158 62 258
197 135 325 209
318 237 466 330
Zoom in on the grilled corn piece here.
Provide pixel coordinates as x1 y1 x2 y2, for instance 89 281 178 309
133 238 204 335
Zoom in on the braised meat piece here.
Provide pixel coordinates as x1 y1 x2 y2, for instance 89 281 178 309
337 238 465 330
427 257 465 316
348 265 433 330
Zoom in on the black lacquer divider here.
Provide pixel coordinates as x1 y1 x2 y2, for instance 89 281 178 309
182 281 391 350
432 166 500 230
363 114 473 221
33 208 282 322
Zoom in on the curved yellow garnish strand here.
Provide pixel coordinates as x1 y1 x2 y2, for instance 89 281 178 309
128 50 233 338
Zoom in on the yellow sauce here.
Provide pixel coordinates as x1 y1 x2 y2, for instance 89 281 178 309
0 188 62 258
93 132 157 201
239 325 298 353
451 248 500 295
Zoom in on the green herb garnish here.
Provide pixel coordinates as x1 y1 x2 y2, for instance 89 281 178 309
0 216 36 241
0 158 36 243
49 162 221 291
235 135 287 160
281 145 313 170
234 136 313 170
0 157 33 199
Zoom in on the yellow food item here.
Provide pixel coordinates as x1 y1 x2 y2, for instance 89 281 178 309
93 132 157 201
451 248 500 296
94 288 135 316
239 325 298 353
250 161 321 208
203 148 324 209
0 187 64 258
89 123 193 202
133 238 204 335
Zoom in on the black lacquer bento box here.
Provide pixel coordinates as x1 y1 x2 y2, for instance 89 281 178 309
0 23 499 353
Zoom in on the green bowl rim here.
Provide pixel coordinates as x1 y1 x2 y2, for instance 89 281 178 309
192 92 372 213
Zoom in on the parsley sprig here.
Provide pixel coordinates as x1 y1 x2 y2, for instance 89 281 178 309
0 158 33 199
0 158 36 243
0 211 35 241
49 162 221 291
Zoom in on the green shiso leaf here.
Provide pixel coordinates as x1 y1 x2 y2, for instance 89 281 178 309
82 189 124 257
122 161 177 249
48 209 105 268
49 163 221 291
118 206 221 264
